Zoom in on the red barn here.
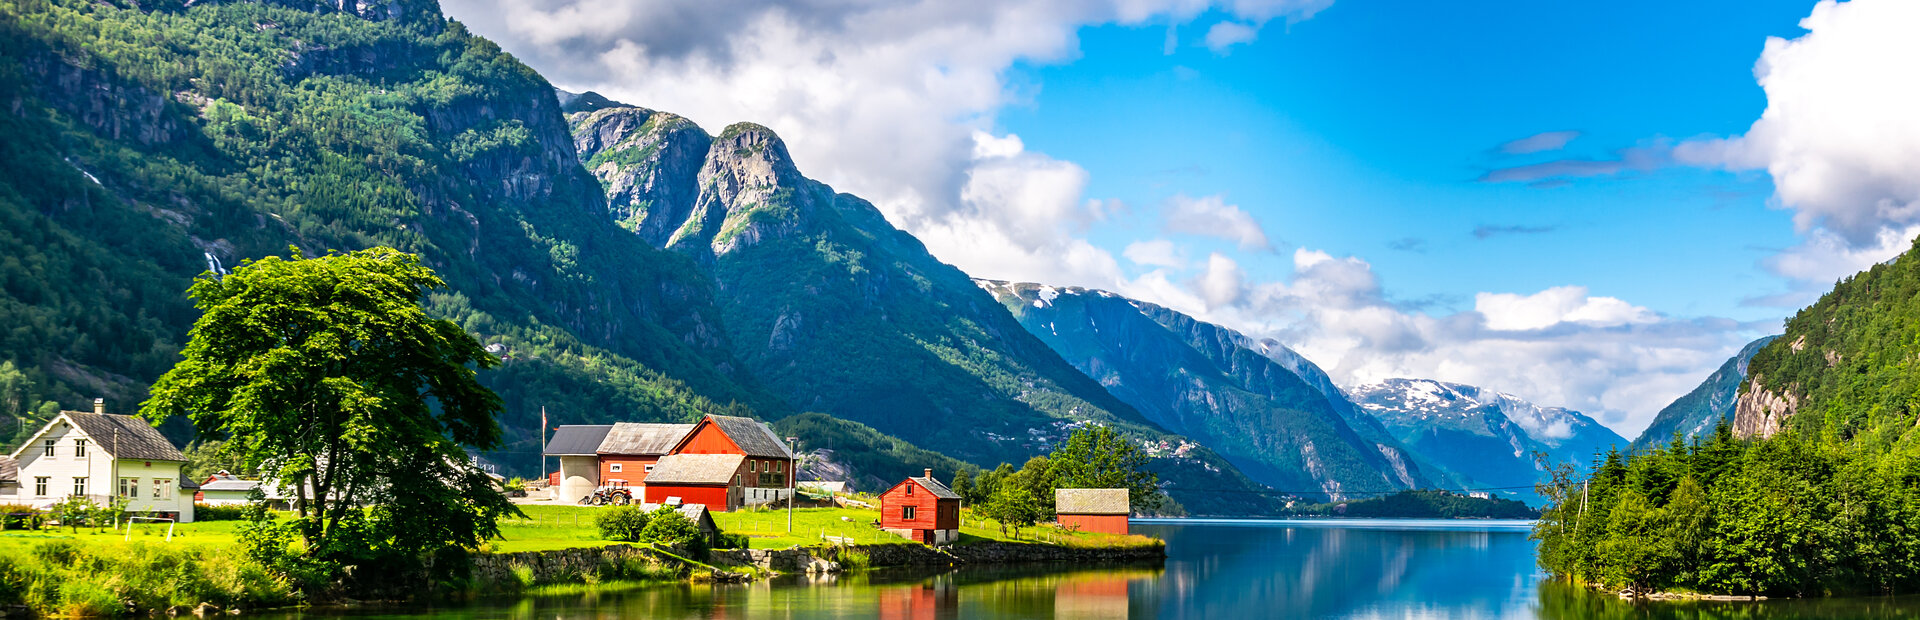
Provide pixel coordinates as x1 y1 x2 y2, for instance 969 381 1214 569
633 415 795 511
880 469 961 545
640 453 748 510
1055 488 1129 535
597 422 696 487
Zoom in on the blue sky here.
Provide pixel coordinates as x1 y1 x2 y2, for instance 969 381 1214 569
446 0 1920 435
998 0 1814 324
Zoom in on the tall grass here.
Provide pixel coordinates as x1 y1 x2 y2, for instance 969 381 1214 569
0 540 295 616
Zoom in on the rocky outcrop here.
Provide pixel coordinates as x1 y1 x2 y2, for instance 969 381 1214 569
569 107 713 247
1732 374 1797 439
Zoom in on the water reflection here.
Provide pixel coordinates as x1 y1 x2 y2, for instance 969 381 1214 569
271 520 1916 619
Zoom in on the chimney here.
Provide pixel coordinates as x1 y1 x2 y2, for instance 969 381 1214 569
924 468 933 480
93 398 104 414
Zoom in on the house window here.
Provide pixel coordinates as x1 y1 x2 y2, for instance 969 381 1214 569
776 461 784 473
34 477 48 497
751 460 759 473
73 439 86 458
903 506 916 520
154 479 171 500
644 464 655 473
906 484 914 496
120 478 139 498
43 440 54 457
610 463 623 473
734 474 741 485
73 477 86 497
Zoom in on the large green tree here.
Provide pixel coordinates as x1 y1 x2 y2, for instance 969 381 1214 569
142 247 515 559
1049 425 1162 510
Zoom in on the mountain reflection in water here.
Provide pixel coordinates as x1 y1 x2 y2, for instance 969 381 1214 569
269 519 1920 619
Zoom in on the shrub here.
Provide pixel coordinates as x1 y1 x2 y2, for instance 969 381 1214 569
595 505 650 542
195 503 248 521
714 533 752 550
0 504 43 530
838 549 870 571
642 507 708 557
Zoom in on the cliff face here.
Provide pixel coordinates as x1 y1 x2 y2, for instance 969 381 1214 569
1731 374 1796 439
975 281 1429 499
1632 335 1779 449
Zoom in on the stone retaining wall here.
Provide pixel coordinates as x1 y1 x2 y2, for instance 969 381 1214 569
710 540 1164 575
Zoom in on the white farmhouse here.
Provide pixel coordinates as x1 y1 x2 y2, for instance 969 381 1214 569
6 399 195 522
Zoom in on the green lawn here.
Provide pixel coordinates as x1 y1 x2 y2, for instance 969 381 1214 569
0 503 1157 555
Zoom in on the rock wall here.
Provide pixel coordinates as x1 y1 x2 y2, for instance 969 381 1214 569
1732 373 1797 439
710 540 1165 575
461 543 747 587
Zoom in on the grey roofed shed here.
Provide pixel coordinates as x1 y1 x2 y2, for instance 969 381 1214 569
599 423 695 456
704 415 794 459
1055 488 1130 515
65 412 187 461
644 453 745 485
544 425 614 456
0 456 15 483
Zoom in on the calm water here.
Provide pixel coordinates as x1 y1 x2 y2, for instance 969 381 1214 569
280 519 1920 619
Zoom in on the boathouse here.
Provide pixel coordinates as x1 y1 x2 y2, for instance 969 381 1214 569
1056 488 1129 535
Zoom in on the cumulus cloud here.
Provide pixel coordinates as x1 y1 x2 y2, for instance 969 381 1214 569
1675 0 1920 247
1164 194 1274 251
1475 287 1658 331
1194 253 1247 308
442 0 1331 288
1204 21 1260 53
1496 130 1581 155
1124 239 1187 268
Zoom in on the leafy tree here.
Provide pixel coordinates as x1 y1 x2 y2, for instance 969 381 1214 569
950 466 975 505
141 247 516 561
1048 425 1161 510
595 505 650 542
978 483 1046 540
641 506 707 556
48 496 93 533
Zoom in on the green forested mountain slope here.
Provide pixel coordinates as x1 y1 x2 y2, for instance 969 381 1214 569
0 0 781 460
1629 335 1777 452
1737 241 1920 445
976 280 1428 499
0 0 1284 513
565 94 1284 513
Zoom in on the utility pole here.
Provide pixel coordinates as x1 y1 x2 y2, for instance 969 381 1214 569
786 436 798 533
540 406 548 494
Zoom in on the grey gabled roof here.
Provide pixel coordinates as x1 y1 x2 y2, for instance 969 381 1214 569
200 479 263 492
644 453 745 485
1055 488 1130 515
65 412 187 462
910 476 961 499
0 456 16 483
544 425 614 456
705 415 793 459
599 423 695 456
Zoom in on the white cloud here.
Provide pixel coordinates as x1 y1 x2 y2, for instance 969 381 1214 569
1475 287 1658 331
442 0 1330 289
1194 253 1246 307
1675 0 1920 295
1203 21 1259 53
1124 239 1186 268
1164 194 1274 251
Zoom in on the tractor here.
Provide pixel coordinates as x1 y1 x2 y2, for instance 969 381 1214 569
578 481 633 506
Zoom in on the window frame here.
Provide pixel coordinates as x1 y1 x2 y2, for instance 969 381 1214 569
903 506 917 520
34 477 48 497
609 463 623 473
73 477 86 497
73 439 86 458
43 439 54 457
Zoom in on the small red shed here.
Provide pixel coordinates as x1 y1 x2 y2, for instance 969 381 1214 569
880 469 961 545
640 453 748 511
1055 488 1130 535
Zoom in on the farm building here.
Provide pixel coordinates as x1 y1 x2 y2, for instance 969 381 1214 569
880 469 960 545
544 414 794 511
1055 488 1129 535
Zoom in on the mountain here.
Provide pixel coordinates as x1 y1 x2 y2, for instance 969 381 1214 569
976 281 1427 498
1347 379 1625 497
1736 242 1920 444
0 0 793 459
1629 335 1778 452
562 97 1284 512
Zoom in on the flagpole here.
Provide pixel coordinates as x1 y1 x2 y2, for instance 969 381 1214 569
540 406 547 496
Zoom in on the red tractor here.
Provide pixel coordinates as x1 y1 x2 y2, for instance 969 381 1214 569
578 481 633 506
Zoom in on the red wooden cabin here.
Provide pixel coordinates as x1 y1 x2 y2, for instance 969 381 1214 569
1055 488 1130 535
880 469 961 545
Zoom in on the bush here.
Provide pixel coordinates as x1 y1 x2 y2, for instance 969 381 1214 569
595 505 650 542
641 507 707 557
0 504 43 530
195 503 248 521
713 533 752 550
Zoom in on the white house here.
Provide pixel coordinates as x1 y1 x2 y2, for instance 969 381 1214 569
6 400 194 522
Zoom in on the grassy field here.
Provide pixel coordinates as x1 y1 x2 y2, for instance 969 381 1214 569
0 503 1159 554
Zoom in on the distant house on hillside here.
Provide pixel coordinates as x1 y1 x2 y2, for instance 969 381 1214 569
5 399 195 522
543 414 795 511
880 469 960 545
1056 488 1129 535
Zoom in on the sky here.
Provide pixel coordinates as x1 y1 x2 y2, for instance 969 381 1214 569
440 0 1920 438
